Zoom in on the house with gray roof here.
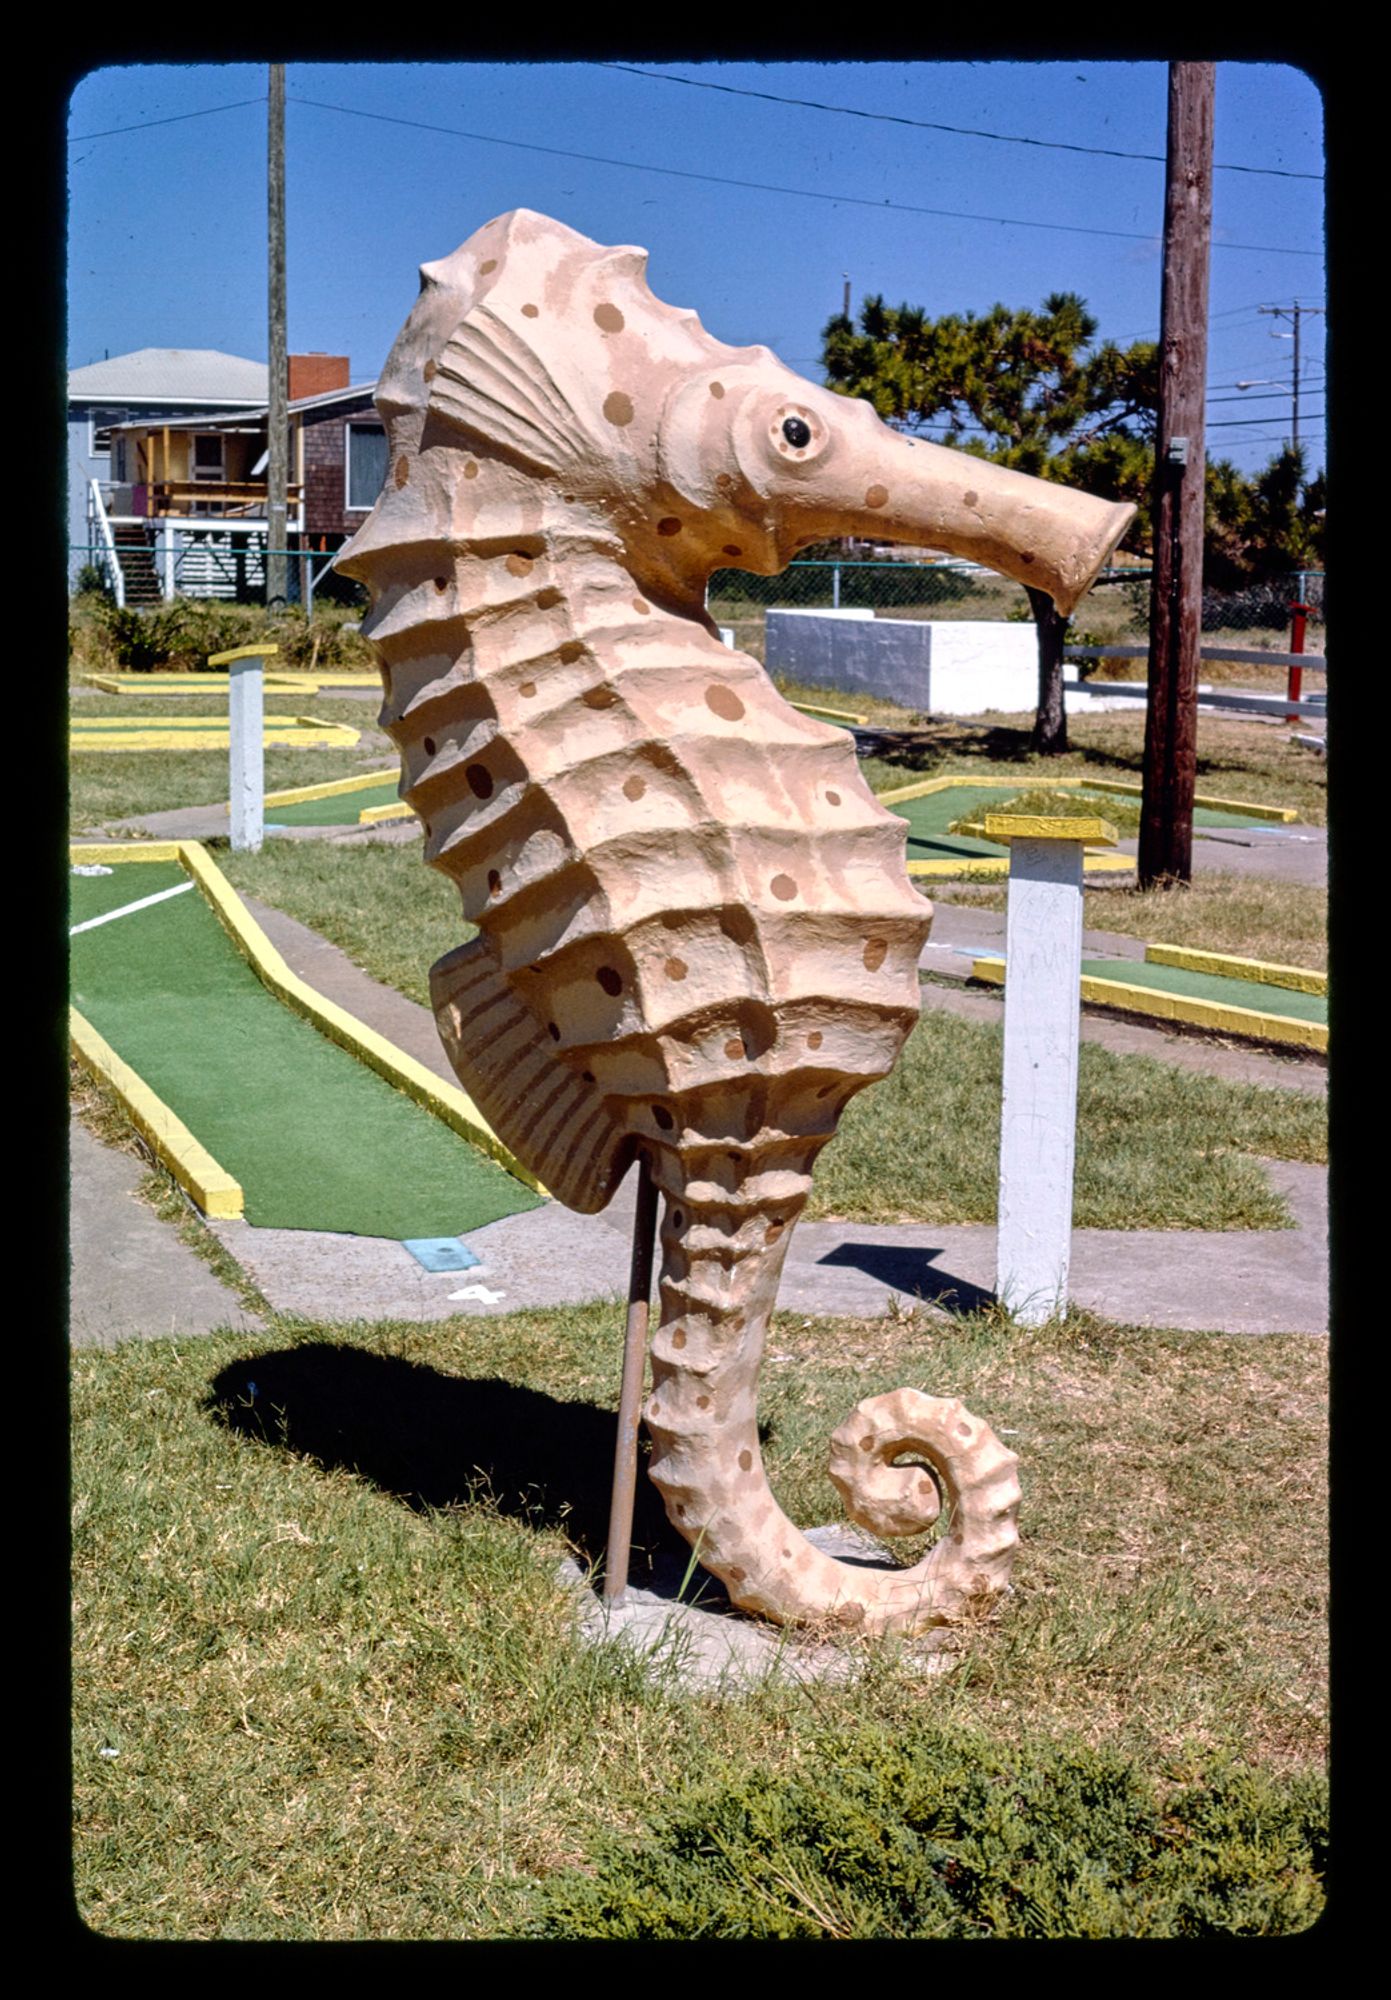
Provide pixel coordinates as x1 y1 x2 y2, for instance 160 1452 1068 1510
70 348 385 605
68 349 270 593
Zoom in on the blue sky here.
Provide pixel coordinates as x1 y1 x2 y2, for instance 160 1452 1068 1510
66 60 1326 477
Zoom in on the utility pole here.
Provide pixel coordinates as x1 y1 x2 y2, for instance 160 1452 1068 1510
842 273 851 320
1139 62 1214 890
1259 301 1324 450
266 63 288 612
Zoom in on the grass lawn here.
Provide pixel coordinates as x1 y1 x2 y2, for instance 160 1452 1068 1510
215 840 1324 1231
68 691 392 835
71 1295 1327 1939
68 635 1328 1939
219 834 463 1012
944 873 1328 974
855 709 1326 829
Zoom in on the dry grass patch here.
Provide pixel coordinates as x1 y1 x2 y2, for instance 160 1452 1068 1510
756 1306 1328 1771
72 1288 1325 1938
943 873 1327 973
68 692 393 836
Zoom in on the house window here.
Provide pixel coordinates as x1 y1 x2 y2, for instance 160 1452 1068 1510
346 423 388 510
192 435 226 483
87 407 126 459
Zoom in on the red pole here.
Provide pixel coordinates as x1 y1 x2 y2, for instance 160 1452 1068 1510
1287 598 1309 723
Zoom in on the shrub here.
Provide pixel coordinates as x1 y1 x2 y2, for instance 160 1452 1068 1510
73 563 113 601
529 1724 1325 1939
78 596 376 675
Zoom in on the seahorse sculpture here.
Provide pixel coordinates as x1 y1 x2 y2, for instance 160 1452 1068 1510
337 210 1134 1636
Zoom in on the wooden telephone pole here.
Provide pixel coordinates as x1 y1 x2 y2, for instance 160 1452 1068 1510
266 64 288 612
1138 62 1214 888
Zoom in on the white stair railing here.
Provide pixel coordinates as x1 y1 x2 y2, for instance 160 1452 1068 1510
88 479 125 609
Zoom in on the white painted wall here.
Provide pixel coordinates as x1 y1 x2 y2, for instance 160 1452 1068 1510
764 610 1038 715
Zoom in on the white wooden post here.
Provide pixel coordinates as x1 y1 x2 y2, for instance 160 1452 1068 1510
210 644 279 853
988 812 1117 1325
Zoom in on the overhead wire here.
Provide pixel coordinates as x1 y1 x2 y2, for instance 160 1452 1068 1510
67 87 1321 259
597 64 1324 181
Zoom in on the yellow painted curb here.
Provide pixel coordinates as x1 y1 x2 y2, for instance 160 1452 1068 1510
1082 778 1298 824
876 770 1299 824
358 801 416 825
878 773 1021 806
263 767 398 808
1145 943 1326 995
78 672 304 693
69 1006 244 1218
70 842 185 865
258 671 382 690
788 698 871 726
176 842 549 1198
907 856 1010 880
969 955 1327 1052
72 720 360 751
906 850 1133 880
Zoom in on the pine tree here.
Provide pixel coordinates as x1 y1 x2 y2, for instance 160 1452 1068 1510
822 293 1156 753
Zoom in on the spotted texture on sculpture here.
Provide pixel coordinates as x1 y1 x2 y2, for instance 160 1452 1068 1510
338 210 1133 1634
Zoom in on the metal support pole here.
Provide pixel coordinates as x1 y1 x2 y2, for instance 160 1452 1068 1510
603 1152 659 1604
211 643 279 853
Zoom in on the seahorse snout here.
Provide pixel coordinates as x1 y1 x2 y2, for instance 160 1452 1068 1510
661 359 1133 611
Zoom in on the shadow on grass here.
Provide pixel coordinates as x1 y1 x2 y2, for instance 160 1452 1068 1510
204 1343 695 1586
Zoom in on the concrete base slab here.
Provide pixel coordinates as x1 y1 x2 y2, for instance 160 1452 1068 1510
69 1117 263 1346
560 1524 961 1691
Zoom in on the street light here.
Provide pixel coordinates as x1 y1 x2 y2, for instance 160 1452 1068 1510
1234 377 1295 451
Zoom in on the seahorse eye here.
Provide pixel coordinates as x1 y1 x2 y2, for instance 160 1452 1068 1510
782 416 812 448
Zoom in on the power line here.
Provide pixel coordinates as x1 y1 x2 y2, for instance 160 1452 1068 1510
1207 389 1319 407
69 97 266 143
286 96 1321 258
1207 410 1324 428
598 64 1323 181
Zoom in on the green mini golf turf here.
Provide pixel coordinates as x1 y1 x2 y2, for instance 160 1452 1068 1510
1080 957 1327 1024
268 780 403 826
70 860 190 925
69 863 545 1238
886 786 1012 860
885 782 1285 863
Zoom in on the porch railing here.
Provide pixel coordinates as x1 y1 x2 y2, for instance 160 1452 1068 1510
148 480 304 520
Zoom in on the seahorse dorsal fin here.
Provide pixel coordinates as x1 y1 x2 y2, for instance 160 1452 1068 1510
427 302 592 478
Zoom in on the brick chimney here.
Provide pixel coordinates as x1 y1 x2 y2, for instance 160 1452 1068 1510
288 353 350 401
